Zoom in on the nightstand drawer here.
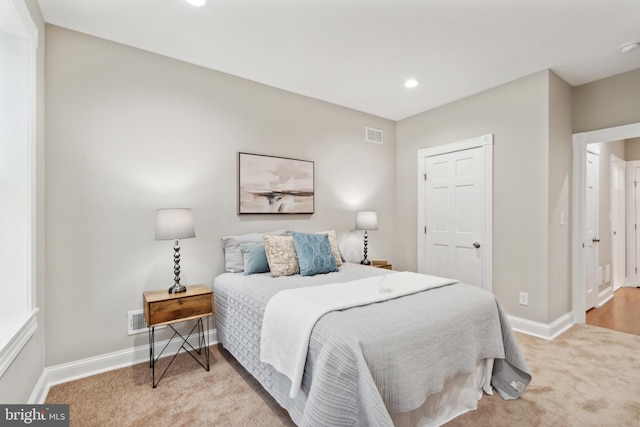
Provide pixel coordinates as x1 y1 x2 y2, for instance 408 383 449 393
144 284 213 327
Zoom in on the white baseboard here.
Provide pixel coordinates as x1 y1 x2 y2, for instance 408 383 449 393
508 312 573 340
31 328 218 404
598 287 614 307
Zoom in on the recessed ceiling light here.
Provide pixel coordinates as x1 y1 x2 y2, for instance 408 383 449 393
619 42 640 53
404 79 419 89
185 0 207 6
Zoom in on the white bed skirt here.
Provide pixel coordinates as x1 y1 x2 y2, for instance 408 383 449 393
390 358 494 427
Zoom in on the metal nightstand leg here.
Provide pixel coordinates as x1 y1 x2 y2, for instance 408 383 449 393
149 316 210 388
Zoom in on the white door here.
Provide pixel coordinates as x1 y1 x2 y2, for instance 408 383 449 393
611 157 625 291
424 147 486 288
584 150 599 311
625 165 639 287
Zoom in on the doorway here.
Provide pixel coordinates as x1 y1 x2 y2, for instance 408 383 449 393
572 122 640 324
417 134 493 292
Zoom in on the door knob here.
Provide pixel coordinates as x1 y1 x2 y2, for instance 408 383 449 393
592 237 600 243
473 242 481 248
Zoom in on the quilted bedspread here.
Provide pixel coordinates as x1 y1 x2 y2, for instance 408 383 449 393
213 264 530 426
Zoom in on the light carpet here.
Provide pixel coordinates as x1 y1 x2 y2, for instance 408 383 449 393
46 325 640 426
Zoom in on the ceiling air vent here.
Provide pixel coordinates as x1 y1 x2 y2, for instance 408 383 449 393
365 127 383 144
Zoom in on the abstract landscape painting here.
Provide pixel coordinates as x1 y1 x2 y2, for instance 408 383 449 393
238 152 314 214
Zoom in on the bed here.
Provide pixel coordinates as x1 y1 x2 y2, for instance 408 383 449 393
213 262 530 426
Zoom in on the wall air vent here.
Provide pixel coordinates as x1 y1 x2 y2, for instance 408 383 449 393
365 127 384 144
128 309 165 335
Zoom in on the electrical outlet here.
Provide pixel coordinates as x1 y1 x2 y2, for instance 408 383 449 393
519 292 528 306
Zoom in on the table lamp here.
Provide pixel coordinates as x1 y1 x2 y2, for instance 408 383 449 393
155 208 196 293
355 210 378 265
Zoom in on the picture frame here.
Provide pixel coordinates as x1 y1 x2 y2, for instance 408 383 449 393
238 152 314 214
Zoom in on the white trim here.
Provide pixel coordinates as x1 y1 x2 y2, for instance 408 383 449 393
0 0 40 375
416 133 493 158
508 312 573 340
572 122 640 324
29 366 49 404
0 309 38 379
598 288 614 307
30 328 218 403
417 134 493 292
7 0 38 44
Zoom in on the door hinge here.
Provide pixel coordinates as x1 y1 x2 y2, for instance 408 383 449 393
635 181 637 188
424 226 427 234
423 173 427 181
582 243 585 248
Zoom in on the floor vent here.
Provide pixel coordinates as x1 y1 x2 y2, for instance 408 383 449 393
365 127 383 144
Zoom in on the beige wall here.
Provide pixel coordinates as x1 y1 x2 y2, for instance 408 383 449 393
396 70 554 323
547 72 573 322
625 137 640 160
573 68 640 133
0 0 47 403
45 25 396 366
37 14 640 376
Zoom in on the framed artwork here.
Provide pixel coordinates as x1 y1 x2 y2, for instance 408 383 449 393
238 152 314 214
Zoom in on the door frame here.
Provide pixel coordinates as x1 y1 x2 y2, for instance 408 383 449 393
417 134 493 292
572 122 640 324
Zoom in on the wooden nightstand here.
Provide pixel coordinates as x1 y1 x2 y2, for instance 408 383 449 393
143 284 213 388
370 260 392 270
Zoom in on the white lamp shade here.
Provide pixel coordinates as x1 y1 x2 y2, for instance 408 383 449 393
355 211 378 231
155 208 196 240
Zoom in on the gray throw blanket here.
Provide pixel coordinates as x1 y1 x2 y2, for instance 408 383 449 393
214 264 531 426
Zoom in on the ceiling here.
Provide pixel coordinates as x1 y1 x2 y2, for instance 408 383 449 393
37 0 640 121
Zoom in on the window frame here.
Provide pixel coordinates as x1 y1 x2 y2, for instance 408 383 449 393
0 0 39 379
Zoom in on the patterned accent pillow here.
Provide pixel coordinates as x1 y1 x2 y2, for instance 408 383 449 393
240 242 269 275
317 230 343 267
263 235 300 277
291 232 338 276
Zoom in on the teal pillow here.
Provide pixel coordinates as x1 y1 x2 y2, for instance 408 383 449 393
291 232 338 276
240 242 270 275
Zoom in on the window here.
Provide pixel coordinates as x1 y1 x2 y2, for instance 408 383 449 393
0 0 39 378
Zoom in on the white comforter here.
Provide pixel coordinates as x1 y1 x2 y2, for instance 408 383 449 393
260 271 458 398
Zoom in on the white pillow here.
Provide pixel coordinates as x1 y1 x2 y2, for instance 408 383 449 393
221 230 287 272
